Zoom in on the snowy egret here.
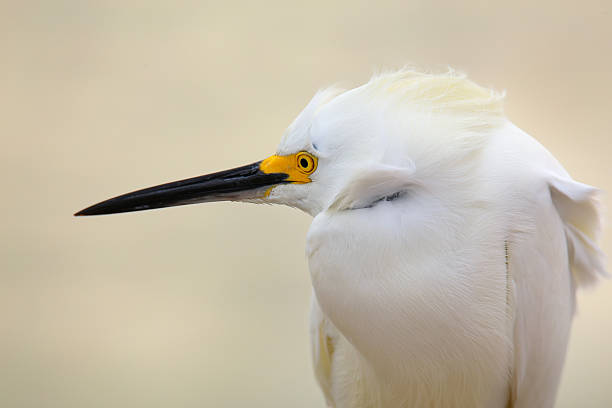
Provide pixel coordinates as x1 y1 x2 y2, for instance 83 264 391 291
76 70 606 407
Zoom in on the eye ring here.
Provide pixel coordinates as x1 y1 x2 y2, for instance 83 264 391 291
296 152 317 175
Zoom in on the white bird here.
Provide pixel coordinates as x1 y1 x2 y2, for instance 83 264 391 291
76 69 606 408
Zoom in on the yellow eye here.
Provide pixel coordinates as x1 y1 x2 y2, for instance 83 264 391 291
296 152 317 174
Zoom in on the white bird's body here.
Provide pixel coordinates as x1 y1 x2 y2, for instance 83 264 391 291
270 72 605 407
78 70 606 408
307 121 600 407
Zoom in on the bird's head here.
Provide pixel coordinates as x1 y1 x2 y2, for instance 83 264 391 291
76 70 504 218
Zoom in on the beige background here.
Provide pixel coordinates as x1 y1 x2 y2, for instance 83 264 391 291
1 1 611 407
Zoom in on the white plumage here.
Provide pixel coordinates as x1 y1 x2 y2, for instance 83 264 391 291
78 69 606 408
268 70 606 407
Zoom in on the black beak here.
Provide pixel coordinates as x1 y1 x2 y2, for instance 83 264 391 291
75 161 288 216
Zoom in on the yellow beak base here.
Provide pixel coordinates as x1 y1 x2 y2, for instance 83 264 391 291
259 152 317 184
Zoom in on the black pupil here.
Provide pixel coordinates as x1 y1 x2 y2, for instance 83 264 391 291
300 158 309 168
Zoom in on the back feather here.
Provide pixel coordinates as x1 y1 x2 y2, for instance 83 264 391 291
549 175 607 287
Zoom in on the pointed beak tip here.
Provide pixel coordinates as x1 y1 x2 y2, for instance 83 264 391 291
74 207 94 217
74 203 112 217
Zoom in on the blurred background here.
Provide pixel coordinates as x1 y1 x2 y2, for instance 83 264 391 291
1 1 610 407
